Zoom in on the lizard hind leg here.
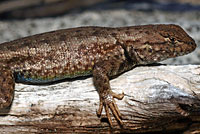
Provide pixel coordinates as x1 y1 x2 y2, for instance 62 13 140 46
0 68 15 109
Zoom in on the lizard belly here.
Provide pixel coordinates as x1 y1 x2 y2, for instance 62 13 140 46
14 68 93 84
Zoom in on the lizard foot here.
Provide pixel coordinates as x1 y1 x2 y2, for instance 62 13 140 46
97 90 124 127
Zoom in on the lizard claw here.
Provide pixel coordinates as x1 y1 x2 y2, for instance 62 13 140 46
97 91 124 127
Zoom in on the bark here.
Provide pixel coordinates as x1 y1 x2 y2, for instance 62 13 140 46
0 65 200 134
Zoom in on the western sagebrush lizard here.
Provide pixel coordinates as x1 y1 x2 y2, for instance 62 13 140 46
0 24 197 127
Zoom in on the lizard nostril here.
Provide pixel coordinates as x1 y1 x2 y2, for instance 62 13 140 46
189 42 193 45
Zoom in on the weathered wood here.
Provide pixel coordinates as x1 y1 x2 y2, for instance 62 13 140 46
0 65 200 133
0 0 107 18
155 0 200 5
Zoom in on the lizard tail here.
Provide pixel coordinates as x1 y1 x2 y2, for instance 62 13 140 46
0 68 15 109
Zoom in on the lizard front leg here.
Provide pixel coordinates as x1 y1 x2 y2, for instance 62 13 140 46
0 67 15 109
93 59 125 127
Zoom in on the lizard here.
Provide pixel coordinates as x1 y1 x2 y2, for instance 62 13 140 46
0 24 197 127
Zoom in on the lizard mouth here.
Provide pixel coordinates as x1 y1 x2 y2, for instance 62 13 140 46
188 41 197 52
179 40 197 56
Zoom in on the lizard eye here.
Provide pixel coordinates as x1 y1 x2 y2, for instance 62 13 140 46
170 37 175 43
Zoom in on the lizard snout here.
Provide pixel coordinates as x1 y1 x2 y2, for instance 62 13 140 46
185 39 197 54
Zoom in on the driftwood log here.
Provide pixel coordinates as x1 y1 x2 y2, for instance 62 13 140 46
0 65 200 133
1 0 200 19
0 0 106 18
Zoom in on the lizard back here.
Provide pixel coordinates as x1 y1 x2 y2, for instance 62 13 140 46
0 27 124 83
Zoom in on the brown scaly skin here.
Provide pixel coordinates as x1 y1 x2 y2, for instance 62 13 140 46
0 24 196 127
0 68 15 109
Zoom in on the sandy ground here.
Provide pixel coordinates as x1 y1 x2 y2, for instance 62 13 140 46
0 7 199 65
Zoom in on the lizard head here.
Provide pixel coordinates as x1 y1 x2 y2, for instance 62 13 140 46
125 24 197 64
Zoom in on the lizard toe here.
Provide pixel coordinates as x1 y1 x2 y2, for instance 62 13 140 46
108 101 123 125
97 98 103 117
111 91 124 100
98 91 124 127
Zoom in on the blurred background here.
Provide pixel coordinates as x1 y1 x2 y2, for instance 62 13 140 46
0 0 199 64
